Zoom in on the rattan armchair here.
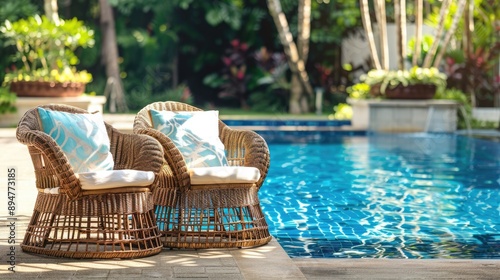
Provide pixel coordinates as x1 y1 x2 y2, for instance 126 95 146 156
133 101 272 249
16 104 163 259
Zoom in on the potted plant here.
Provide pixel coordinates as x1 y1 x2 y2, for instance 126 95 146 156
361 66 447 99
0 15 94 97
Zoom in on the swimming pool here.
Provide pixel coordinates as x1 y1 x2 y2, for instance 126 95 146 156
259 133 500 259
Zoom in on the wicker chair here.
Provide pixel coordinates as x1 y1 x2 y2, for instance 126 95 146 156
17 104 164 259
133 101 272 249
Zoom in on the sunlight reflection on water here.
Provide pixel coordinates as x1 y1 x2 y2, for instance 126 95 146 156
261 134 500 259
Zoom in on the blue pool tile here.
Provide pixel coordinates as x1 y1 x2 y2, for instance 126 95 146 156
262 134 500 259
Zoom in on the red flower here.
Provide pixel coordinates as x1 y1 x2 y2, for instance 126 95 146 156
222 57 232 66
236 69 245 80
230 39 239 48
240 43 248 51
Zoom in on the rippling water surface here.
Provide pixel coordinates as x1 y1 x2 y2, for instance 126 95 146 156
260 134 500 258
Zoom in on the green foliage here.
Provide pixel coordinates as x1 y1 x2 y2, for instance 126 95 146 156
0 86 16 114
248 64 290 113
407 35 437 66
425 0 498 51
104 0 270 108
126 83 193 112
310 0 360 45
1 15 94 84
445 42 500 106
204 41 291 111
362 67 447 94
3 68 92 84
346 83 370 99
330 103 352 120
0 0 38 22
206 2 242 29
252 47 290 112
435 88 469 105
308 1 363 106
0 0 39 84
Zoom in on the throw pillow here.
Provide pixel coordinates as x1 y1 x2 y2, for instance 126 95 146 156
149 109 228 168
37 107 114 173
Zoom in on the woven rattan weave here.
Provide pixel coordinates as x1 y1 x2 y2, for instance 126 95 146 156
16 104 164 258
134 101 272 249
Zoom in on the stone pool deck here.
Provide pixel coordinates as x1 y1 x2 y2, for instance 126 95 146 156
1 115 500 279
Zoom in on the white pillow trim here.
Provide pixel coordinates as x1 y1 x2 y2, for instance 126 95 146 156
189 166 261 185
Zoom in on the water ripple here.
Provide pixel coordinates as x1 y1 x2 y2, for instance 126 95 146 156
262 134 500 258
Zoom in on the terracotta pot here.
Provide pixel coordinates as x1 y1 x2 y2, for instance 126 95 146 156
10 81 86 97
384 84 436 100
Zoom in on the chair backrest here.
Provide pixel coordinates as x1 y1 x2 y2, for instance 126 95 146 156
16 104 115 199
133 101 270 189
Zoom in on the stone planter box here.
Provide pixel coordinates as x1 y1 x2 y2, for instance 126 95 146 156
347 98 370 129
348 98 459 133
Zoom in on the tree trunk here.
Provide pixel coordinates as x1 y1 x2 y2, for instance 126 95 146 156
413 0 423 66
394 0 405 70
44 0 60 25
359 0 381 70
432 0 467 68
289 75 303 114
400 0 406 69
297 0 310 65
44 0 60 71
267 0 314 114
295 0 311 114
374 0 388 70
463 0 474 58
99 0 128 112
423 0 451 68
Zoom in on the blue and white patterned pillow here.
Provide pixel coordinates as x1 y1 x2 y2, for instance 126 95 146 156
149 109 228 168
37 107 114 173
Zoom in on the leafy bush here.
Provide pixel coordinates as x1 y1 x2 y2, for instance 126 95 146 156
126 84 193 112
362 66 447 95
0 87 16 114
1 15 94 84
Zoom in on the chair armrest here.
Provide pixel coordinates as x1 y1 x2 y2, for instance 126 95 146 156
16 127 82 200
220 127 270 189
108 129 164 175
134 128 191 191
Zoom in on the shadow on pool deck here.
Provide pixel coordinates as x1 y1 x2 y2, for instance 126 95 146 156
1 116 500 279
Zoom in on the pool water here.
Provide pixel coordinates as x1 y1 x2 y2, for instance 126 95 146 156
260 133 500 259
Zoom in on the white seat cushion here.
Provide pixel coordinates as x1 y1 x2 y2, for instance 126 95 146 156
189 166 261 185
77 170 155 190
